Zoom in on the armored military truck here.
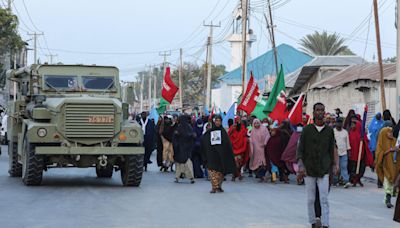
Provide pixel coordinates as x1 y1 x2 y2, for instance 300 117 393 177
5 64 144 186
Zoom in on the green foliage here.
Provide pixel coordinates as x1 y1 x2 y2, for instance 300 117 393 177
383 56 396 63
134 62 227 107
299 31 354 56
0 7 24 54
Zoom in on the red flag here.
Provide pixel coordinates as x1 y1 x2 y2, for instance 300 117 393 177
288 93 304 125
237 72 260 115
161 67 179 103
268 91 289 124
208 106 215 121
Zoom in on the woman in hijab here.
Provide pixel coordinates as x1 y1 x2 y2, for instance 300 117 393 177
192 119 205 178
201 115 236 193
394 134 400 221
228 117 249 181
173 115 196 184
155 117 164 170
393 120 400 139
161 116 176 172
343 109 356 131
249 119 270 181
281 124 303 176
375 127 399 208
368 112 384 157
348 120 374 187
394 172 400 222
265 123 289 183
280 119 292 151
383 109 396 126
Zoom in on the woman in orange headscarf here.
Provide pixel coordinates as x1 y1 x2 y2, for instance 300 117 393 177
375 127 399 208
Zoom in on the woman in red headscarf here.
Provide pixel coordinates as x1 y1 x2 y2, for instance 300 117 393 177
228 117 248 181
348 120 374 187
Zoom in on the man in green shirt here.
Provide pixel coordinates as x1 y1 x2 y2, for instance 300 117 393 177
297 103 336 228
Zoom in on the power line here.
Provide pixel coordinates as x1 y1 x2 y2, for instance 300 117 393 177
21 0 41 31
19 0 53 55
11 1 35 32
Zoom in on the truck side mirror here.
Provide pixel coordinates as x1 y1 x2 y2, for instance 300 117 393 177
21 82 29 96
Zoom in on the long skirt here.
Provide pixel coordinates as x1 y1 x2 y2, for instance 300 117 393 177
161 136 174 167
233 154 245 178
348 159 365 184
208 169 224 190
394 192 400 222
156 135 163 167
175 159 194 179
191 145 204 178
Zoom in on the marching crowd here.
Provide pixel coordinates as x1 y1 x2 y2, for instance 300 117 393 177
135 102 400 227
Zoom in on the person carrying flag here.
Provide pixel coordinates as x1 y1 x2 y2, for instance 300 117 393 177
228 117 249 181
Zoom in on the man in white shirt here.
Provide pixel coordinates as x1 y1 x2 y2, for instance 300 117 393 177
333 117 352 188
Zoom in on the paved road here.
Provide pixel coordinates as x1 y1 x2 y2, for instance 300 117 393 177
0 145 398 228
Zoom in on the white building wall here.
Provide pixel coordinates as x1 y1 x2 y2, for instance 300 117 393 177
211 83 242 112
306 81 397 122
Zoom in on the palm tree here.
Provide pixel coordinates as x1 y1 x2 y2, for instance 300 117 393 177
299 31 355 56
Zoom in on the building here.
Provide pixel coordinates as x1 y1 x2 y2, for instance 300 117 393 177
287 56 365 95
212 44 313 112
307 63 397 120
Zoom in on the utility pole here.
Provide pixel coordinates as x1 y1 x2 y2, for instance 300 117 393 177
140 70 144 113
159 51 171 83
266 0 279 77
396 0 400 120
241 0 249 94
7 0 12 11
153 65 157 107
13 53 17 101
373 0 387 111
179 48 184 110
27 32 44 64
45 54 57 64
148 66 152 109
203 21 220 109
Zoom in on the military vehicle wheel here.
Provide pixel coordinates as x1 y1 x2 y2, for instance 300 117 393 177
96 164 113 178
22 137 44 186
8 140 22 177
120 154 144 186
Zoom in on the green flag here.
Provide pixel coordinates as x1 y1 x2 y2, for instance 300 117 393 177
263 65 285 114
251 97 268 120
156 97 169 114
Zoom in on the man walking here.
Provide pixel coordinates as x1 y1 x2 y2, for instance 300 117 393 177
139 111 155 171
333 117 352 188
297 103 336 228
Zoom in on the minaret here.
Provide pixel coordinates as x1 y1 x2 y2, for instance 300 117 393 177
226 2 257 71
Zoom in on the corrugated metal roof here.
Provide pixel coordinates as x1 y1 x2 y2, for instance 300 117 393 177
218 44 313 89
291 56 366 92
311 63 396 89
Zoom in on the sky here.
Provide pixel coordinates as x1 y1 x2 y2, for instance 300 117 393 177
5 0 397 82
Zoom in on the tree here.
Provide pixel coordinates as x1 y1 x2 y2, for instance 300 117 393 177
299 31 355 56
383 56 396 63
0 7 24 55
171 63 227 106
133 62 227 108
0 7 24 87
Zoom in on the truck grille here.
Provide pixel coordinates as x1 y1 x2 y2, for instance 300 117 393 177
65 103 115 138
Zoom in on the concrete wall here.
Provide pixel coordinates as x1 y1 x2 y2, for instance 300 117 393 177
211 83 242 112
306 81 397 123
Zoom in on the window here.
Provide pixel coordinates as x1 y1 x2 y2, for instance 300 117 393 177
44 75 78 90
82 76 115 90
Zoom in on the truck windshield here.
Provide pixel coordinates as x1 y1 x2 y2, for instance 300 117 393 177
82 76 115 90
44 75 78 90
